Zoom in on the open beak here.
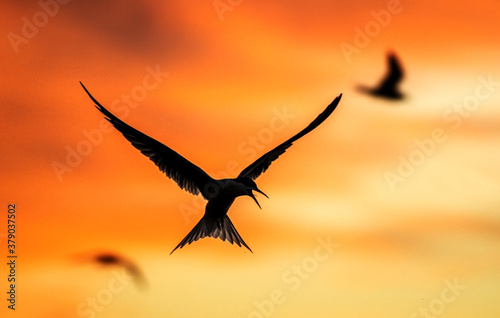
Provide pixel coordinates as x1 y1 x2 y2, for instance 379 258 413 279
249 187 268 209
254 187 268 199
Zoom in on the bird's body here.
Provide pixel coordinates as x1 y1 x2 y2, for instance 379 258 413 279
81 82 341 253
93 253 148 290
358 51 405 100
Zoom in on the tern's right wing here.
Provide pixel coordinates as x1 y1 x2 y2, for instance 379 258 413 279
81 82 214 198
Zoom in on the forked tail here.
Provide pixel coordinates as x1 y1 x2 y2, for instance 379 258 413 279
170 215 252 254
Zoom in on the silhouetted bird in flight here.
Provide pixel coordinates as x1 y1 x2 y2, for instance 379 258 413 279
81 82 342 254
94 253 147 288
357 51 404 100
76 251 148 290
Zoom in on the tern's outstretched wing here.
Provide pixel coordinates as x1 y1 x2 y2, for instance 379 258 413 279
81 82 214 197
238 94 342 180
377 52 403 93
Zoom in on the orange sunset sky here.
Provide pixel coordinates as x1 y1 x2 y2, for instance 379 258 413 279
1 1 500 317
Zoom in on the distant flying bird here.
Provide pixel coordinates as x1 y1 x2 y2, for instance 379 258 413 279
76 252 148 290
81 82 342 254
357 52 405 100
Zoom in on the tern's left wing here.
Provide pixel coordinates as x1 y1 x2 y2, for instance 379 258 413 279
238 94 342 180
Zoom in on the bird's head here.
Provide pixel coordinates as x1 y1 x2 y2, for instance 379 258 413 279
236 177 268 209
95 254 120 265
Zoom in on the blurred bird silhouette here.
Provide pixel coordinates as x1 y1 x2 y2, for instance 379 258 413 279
75 251 149 290
357 51 405 100
94 253 148 290
81 82 342 254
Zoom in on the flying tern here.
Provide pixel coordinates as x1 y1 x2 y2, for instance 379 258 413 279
81 82 342 254
357 51 405 100
93 253 148 289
